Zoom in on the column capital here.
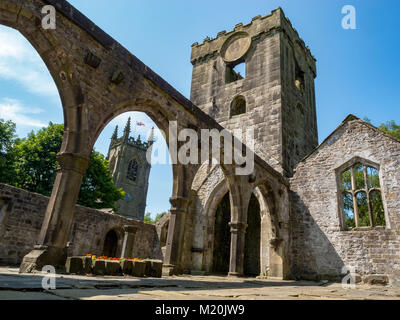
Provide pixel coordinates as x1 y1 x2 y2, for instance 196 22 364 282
57 152 90 175
123 225 137 234
169 196 189 212
229 221 247 233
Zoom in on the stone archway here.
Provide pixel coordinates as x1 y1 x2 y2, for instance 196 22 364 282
211 192 231 275
243 193 261 276
103 229 119 258
251 184 290 279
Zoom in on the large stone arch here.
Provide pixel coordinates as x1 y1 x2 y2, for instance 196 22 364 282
0 1 92 154
189 163 227 272
250 183 290 278
187 159 291 278
0 2 96 272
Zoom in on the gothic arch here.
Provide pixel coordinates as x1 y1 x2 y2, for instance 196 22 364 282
0 2 90 154
90 99 173 151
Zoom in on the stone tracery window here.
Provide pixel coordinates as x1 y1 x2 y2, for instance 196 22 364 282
127 159 139 182
340 162 385 229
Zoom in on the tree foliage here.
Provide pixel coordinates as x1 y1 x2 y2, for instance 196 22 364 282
0 118 16 184
12 123 63 196
378 120 400 140
144 211 168 224
1 122 124 210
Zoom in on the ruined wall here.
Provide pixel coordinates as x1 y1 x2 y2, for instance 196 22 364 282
0 184 162 266
290 119 400 283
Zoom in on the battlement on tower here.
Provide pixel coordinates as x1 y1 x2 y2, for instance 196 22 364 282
110 135 153 151
191 7 316 76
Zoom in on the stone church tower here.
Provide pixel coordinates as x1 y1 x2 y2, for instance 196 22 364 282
107 117 154 221
190 8 319 176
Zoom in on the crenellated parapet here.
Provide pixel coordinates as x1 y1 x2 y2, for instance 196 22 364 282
191 7 316 76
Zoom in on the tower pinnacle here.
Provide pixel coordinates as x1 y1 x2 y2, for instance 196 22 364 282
111 125 118 140
123 117 131 140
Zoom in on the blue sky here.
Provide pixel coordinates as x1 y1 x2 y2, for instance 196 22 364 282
0 0 399 217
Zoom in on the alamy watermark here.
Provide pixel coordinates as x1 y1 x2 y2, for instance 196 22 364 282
41 5 56 30
146 122 255 176
341 265 357 289
41 265 56 290
342 5 357 30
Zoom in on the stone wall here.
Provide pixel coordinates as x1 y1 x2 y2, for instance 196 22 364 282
290 118 400 283
0 184 162 266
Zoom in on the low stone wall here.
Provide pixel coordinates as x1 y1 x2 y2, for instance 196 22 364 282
0 184 162 266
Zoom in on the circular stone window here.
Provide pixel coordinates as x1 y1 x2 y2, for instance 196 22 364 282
220 32 252 63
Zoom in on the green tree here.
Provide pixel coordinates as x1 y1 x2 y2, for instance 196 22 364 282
378 120 400 140
154 212 168 223
143 211 168 224
0 118 17 184
144 212 154 224
10 122 124 209
12 123 63 195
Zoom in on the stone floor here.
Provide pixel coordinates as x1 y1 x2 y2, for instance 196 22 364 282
0 267 399 300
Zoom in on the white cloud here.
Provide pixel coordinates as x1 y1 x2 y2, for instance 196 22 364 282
0 26 59 100
0 98 46 128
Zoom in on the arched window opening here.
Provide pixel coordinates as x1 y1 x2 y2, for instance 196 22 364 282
230 95 246 118
103 229 118 258
212 192 231 275
244 193 261 277
340 162 385 229
127 159 139 182
294 60 305 92
226 60 246 84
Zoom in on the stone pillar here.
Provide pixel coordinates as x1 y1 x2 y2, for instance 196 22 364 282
19 153 89 273
228 222 247 277
120 225 137 258
162 196 189 276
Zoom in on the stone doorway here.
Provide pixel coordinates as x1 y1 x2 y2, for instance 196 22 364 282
103 230 118 257
212 192 231 275
244 193 261 276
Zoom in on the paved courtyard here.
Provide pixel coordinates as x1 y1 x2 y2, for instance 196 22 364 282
0 267 399 300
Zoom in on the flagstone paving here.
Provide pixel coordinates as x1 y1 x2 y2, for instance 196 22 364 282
0 267 399 300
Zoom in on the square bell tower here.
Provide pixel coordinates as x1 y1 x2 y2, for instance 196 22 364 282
107 118 154 221
190 8 318 177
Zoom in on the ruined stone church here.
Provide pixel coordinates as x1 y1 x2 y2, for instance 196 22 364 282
0 1 399 284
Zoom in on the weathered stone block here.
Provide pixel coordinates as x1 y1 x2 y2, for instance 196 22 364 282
144 259 163 278
93 260 106 276
120 260 133 275
363 275 389 285
82 257 93 274
132 261 146 277
65 257 83 275
105 260 122 276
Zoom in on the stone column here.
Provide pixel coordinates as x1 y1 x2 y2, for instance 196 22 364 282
19 153 89 273
228 221 247 277
162 196 189 276
120 225 137 258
